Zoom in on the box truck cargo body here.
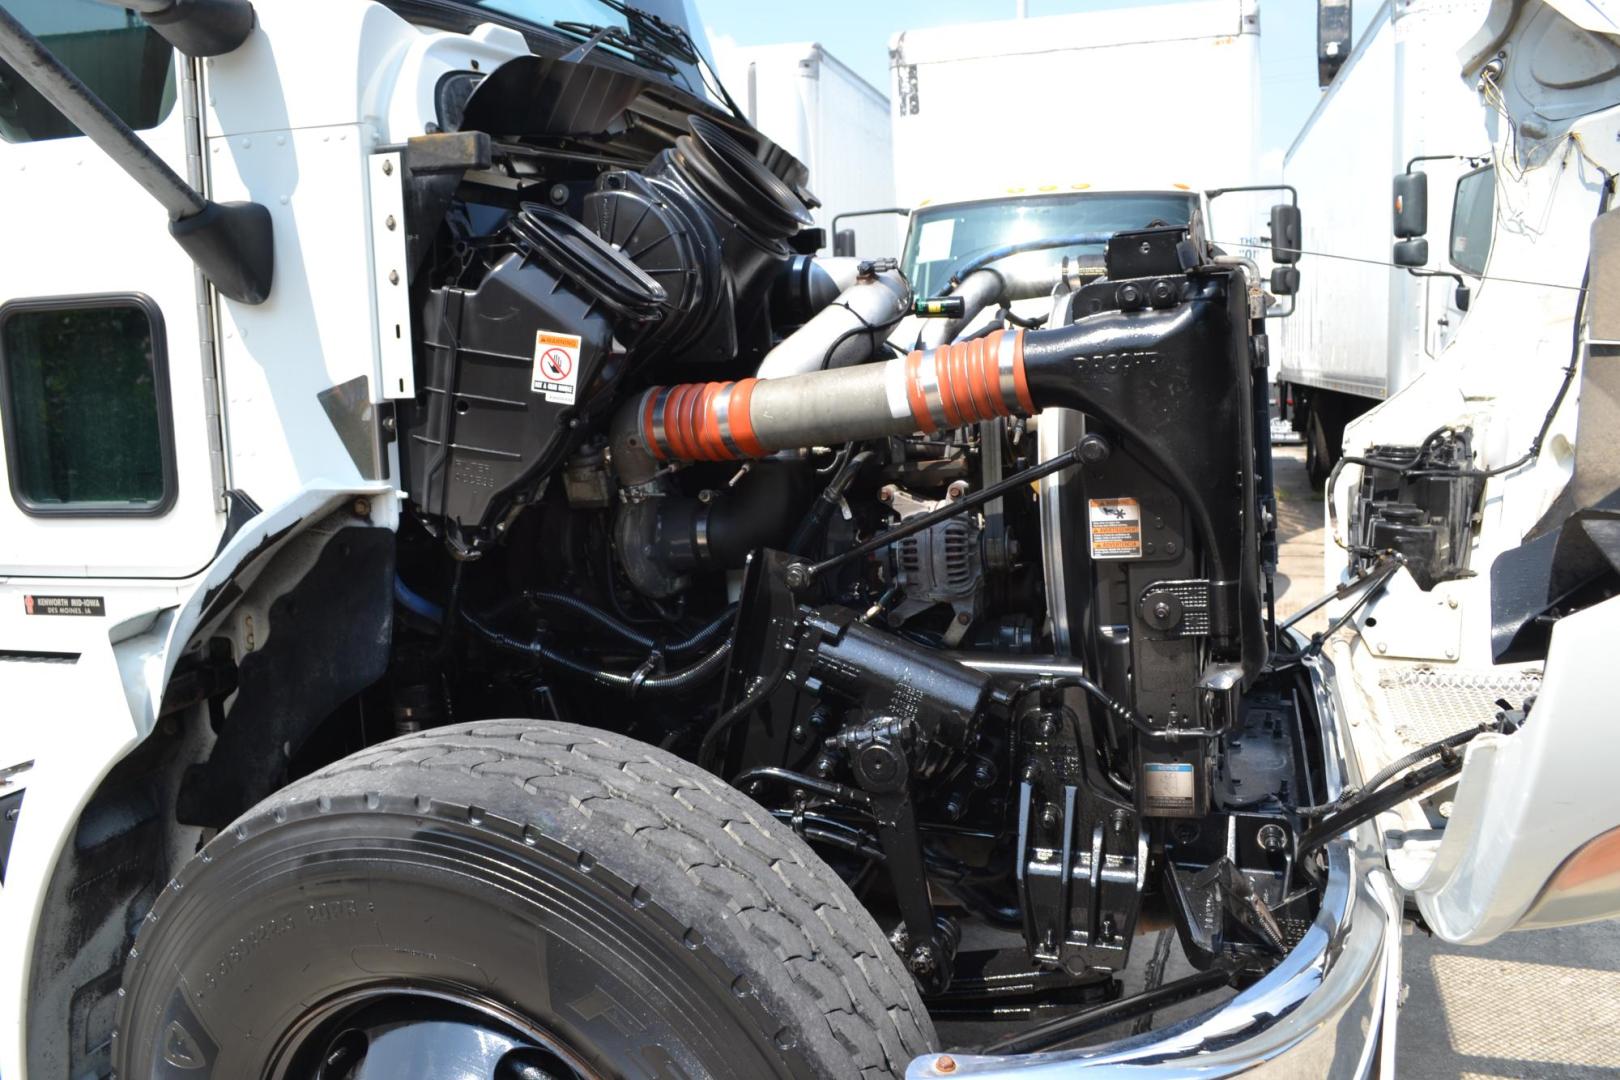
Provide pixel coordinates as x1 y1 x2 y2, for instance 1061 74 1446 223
887 0 1264 296
1278 0 1493 484
718 42 898 256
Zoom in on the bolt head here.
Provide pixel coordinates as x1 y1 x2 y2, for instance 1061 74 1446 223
935 1055 958 1075
381 158 393 175
1078 433 1111 464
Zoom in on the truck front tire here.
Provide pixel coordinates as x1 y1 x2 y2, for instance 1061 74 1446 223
113 721 936 1079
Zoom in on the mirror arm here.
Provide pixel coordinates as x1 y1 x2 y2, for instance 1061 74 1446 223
1405 267 1467 289
1405 153 1489 174
0 5 272 303
1205 183 1298 207
830 206 911 234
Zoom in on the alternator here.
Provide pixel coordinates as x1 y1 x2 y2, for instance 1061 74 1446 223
885 483 984 646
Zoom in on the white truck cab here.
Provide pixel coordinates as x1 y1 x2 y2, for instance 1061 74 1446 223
0 1 1617 1078
1319 0 1620 944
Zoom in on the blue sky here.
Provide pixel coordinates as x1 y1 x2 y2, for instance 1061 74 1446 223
699 0 1377 178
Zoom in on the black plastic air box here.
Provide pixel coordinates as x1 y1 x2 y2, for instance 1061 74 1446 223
400 207 664 541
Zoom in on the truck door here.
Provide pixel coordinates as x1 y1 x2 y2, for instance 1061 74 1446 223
0 0 222 579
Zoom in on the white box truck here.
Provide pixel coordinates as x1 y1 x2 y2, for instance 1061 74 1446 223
716 42 898 256
885 0 1268 306
1277 0 1495 484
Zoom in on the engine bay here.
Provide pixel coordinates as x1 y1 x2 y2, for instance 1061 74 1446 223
381 62 1332 1039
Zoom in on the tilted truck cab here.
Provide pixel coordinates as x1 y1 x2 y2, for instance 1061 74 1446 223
0 2 1617 1079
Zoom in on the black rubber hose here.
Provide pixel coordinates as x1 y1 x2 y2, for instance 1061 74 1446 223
463 609 731 696
1019 675 1209 741
788 448 876 555
527 591 735 655
701 461 812 567
734 766 872 806
1296 721 1493 816
698 658 789 768
528 589 657 648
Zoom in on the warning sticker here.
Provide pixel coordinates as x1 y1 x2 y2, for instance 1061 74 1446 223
1142 761 1195 814
24 594 105 617
1088 497 1142 559
531 330 582 405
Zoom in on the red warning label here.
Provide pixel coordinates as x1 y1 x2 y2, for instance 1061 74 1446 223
1088 497 1142 559
531 329 582 404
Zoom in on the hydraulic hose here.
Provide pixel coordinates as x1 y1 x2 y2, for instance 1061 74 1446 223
397 578 733 657
527 591 735 655
462 609 732 696
788 448 877 554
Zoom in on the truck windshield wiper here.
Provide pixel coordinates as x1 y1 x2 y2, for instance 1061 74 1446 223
553 20 678 74
580 0 745 119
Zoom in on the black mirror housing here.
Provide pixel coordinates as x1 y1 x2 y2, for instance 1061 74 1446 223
1270 266 1300 296
1270 204 1301 264
1393 237 1430 266
833 228 857 257
1455 284 1472 312
1394 172 1428 238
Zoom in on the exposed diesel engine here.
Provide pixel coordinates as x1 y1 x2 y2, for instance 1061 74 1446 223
386 59 1324 1020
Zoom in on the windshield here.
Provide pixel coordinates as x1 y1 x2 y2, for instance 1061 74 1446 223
901 192 1197 298
418 0 725 105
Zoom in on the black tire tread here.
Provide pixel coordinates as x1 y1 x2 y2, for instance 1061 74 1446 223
213 720 936 1079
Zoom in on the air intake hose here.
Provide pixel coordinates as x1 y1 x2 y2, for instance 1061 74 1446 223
611 327 1032 487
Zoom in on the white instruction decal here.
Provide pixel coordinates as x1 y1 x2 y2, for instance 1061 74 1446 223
532 329 582 404
1143 762 1195 813
915 217 956 264
1088 497 1142 559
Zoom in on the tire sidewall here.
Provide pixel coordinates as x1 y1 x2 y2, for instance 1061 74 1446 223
114 790 805 1080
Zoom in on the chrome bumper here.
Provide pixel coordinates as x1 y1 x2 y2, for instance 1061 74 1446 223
908 650 1401 1079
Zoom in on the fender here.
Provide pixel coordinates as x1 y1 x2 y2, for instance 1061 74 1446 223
0 481 393 1080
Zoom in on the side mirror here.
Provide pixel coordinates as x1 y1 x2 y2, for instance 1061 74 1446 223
1270 204 1301 264
1318 0 1352 87
1393 238 1430 266
833 228 857 257
1271 266 1300 296
1393 172 1428 238
1455 283 1472 312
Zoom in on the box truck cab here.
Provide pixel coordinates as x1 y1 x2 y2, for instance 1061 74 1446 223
881 1 1275 332
1279 0 1498 485
900 184 1202 300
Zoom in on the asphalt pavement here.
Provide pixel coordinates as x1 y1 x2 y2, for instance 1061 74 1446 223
1271 444 1620 1079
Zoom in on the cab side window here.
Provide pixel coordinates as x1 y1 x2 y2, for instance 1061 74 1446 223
0 297 175 515
1449 165 1496 278
0 0 176 144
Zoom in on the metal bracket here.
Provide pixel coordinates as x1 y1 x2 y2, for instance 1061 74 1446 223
368 151 415 399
